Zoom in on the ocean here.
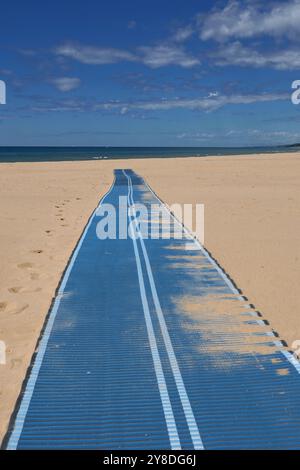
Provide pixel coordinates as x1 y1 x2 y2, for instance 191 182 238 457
0 146 297 163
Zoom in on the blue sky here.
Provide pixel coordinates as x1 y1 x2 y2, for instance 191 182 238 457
1 0 300 146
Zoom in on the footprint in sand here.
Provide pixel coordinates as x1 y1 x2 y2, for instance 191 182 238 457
8 286 42 294
32 271 50 281
1 302 29 315
8 286 22 294
30 272 40 281
10 357 23 369
0 301 8 312
18 262 34 270
10 304 29 315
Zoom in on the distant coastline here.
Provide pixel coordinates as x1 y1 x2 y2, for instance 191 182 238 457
0 145 299 163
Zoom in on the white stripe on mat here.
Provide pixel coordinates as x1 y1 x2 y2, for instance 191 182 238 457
124 170 204 450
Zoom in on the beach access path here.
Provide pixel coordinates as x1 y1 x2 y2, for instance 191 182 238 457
5 169 300 450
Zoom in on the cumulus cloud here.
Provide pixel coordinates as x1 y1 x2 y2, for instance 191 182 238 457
55 42 199 68
198 0 300 42
213 41 300 70
51 77 81 91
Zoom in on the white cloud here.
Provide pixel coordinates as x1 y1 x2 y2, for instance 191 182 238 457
55 42 199 68
172 25 195 42
95 92 288 113
25 91 289 115
138 45 199 68
51 77 81 92
55 43 137 64
235 128 300 144
208 91 219 97
177 131 215 141
176 128 300 145
213 41 300 70
198 0 300 42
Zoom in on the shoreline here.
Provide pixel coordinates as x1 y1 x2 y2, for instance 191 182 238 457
0 147 300 164
0 151 299 443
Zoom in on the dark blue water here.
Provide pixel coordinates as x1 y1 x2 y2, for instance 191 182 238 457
0 146 297 163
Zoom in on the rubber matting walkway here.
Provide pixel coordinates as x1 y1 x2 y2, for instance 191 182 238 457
6 170 300 449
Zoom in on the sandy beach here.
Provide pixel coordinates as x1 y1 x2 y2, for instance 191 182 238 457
0 151 300 443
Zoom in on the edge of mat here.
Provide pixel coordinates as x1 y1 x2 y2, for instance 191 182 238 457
2 176 116 450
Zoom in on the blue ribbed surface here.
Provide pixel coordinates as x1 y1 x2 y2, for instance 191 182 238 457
7 169 300 449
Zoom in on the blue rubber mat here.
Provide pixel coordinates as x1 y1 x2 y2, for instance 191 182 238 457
6 169 300 449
